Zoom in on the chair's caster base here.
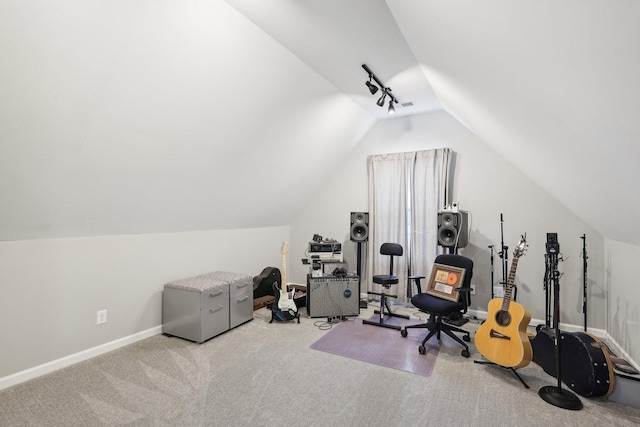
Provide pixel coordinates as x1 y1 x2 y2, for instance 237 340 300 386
462 349 470 358
463 335 470 342
400 328 408 338
419 345 426 355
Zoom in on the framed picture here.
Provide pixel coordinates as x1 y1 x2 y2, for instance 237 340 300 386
426 263 466 302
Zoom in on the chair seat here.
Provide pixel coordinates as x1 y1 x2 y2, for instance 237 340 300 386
411 293 465 314
373 274 398 286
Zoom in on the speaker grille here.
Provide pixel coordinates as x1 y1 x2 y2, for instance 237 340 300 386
350 212 369 242
307 276 360 318
438 227 458 246
437 211 469 248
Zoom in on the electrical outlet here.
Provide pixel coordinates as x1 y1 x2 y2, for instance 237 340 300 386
470 286 475 295
96 309 107 325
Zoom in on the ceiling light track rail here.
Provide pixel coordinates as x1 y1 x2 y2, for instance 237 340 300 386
362 63 398 114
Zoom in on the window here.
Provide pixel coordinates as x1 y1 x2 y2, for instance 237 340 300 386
366 149 452 300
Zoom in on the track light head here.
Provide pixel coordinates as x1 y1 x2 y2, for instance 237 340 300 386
388 99 395 114
366 81 379 95
366 76 379 95
376 90 387 107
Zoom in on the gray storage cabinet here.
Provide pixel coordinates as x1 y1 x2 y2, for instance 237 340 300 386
208 270 254 329
162 271 253 343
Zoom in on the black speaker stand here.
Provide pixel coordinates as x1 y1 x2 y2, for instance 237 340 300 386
356 241 367 309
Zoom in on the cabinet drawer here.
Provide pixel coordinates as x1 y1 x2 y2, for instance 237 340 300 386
230 292 253 328
200 286 228 308
229 279 252 298
201 303 230 340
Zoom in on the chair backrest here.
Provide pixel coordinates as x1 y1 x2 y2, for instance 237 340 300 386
433 254 473 304
380 243 403 275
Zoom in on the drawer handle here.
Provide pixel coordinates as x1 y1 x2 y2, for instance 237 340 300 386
209 290 223 297
236 282 248 289
236 295 249 303
209 305 223 313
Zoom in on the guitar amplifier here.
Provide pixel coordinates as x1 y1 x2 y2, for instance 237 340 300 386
307 275 360 318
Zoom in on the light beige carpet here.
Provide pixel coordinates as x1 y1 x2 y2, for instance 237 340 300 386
1 306 639 426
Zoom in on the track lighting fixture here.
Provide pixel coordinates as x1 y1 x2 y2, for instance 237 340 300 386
365 75 379 95
362 64 398 115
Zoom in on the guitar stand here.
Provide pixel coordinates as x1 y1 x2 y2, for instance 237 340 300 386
362 289 409 330
474 360 529 389
269 281 301 324
269 309 300 323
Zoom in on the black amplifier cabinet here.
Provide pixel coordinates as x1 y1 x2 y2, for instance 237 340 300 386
307 275 359 318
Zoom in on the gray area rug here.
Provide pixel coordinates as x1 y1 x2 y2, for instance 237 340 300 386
310 315 439 377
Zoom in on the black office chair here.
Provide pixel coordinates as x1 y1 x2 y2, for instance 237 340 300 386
363 243 410 330
400 254 473 357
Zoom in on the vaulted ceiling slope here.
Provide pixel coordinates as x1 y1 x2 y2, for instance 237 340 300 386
388 0 640 246
231 0 640 246
2 1 639 247
0 1 377 240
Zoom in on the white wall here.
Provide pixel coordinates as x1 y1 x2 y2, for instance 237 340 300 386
2 111 638 387
605 239 640 365
0 0 372 241
291 110 607 332
0 226 288 381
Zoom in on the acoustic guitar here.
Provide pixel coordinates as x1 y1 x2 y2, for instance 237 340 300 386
271 241 299 322
475 236 533 368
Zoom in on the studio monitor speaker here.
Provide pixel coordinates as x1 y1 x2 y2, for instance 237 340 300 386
350 212 369 242
437 210 469 248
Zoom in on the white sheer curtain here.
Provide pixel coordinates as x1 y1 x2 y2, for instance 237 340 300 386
409 149 452 297
366 148 452 302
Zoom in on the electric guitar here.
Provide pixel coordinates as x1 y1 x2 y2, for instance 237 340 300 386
271 241 298 321
475 236 533 368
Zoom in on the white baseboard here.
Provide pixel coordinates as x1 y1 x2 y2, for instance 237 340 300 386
0 325 162 391
603 332 640 372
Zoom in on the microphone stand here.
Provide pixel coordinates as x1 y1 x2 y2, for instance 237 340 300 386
581 234 588 332
543 252 552 327
539 236 582 410
488 244 495 299
498 214 510 300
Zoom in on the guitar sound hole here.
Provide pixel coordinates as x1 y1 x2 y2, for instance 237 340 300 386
495 310 511 327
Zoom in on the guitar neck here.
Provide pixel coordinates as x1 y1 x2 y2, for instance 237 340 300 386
281 251 287 292
501 256 519 311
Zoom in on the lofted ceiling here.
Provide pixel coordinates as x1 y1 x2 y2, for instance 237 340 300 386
225 0 441 119
1 1 639 246
388 0 640 245
228 0 640 246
